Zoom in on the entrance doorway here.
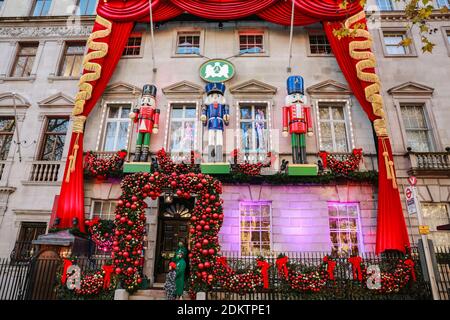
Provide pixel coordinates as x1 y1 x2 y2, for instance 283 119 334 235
154 198 193 283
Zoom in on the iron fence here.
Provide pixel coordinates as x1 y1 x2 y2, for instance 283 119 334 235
0 255 112 300
206 249 432 300
434 246 450 300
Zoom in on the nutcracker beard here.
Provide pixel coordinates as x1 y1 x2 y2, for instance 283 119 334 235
291 133 307 164
208 129 223 163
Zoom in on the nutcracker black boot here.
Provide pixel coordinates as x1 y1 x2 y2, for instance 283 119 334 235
140 146 149 162
133 145 141 162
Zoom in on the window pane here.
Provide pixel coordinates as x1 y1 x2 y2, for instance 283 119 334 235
240 202 271 256
117 122 129 150
185 107 196 119
47 118 69 133
320 122 333 150
176 34 200 55
120 107 131 118
104 122 117 152
401 105 432 151
328 203 361 255
331 107 345 120
171 108 183 119
334 122 349 152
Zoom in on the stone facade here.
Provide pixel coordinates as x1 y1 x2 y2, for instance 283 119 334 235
0 1 449 283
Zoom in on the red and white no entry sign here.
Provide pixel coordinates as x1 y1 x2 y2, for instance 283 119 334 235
408 176 417 186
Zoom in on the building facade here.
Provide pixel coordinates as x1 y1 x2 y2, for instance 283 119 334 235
0 0 449 287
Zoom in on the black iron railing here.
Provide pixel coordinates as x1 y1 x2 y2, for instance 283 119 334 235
206 249 432 300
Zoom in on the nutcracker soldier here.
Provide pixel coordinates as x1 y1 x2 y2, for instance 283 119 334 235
201 83 230 163
282 76 313 164
129 84 160 162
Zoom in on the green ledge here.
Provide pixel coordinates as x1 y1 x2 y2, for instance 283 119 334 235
288 164 318 176
123 162 152 173
200 163 231 175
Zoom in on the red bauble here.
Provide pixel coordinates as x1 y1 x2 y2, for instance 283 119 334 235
127 220 134 226
204 225 210 231
131 204 137 210
196 225 202 231
125 202 131 208
205 207 212 214
202 250 208 256
202 239 209 245
208 248 215 255
198 263 204 269
115 268 121 274
171 181 177 188
131 196 138 202
189 228 195 234
204 261 211 268
126 235 132 240
200 220 206 226
213 214 219 219
127 267 133 274
195 242 202 249
115 214 121 220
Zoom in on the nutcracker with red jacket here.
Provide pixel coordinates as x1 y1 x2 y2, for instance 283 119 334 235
129 84 160 162
282 76 313 164
201 83 230 163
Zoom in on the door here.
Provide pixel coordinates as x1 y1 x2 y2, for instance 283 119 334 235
155 202 191 283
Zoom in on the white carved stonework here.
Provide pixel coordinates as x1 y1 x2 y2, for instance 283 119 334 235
0 25 93 39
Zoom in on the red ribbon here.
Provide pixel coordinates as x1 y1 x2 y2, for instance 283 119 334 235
257 260 270 289
323 256 336 280
61 259 73 284
348 256 363 281
318 151 328 168
404 258 416 282
276 256 289 279
102 265 114 289
216 256 231 271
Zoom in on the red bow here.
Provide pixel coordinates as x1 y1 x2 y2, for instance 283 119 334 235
352 148 363 157
257 260 270 289
318 151 328 168
216 256 230 271
348 256 363 281
276 256 289 279
323 256 336 280
404 258 416 282
102 265 114 289
61 258 73 284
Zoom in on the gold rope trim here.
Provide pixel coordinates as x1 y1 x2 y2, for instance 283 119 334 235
345 11 397 189
65 15 111 183
72 15 112 116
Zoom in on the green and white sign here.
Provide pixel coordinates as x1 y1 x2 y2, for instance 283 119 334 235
199 59 235 83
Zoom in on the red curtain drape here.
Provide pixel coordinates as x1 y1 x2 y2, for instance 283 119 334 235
54 21 134 232
257 1 320 26
324 20 410 254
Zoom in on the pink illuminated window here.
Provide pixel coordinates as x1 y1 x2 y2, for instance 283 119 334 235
239 201 271 257
328 202 363 256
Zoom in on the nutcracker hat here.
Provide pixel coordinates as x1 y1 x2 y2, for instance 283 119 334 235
287 76 304 95
142 84 157 97
205 82 225 95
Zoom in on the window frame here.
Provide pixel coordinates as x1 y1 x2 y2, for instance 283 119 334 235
379 28 418 57
327 202 364 256
90 199 118 220
30 0 53 17
315 99 354 153
236 100 273 163
166 102 199 156
307 30 333 57
9 42 39 78
97 102 133 152
172 29 204 58
376 0 394 11
399 103 436 152
0 116 16 161
235 28 269 57
57 41 86 78
122 32 144 59
239 201 273 258
38 116 70 161
100 103 132 152
442 27 450 57
436 0 450 9
76 0 97 16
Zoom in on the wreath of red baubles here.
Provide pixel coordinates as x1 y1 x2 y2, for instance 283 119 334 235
318 148 363 175
230 149 273 176
84 150 127 180
85 218 115 253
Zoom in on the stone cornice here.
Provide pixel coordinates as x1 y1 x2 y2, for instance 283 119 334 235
366 10 450 22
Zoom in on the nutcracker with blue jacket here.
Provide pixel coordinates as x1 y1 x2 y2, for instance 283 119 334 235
129 84 160 162
201 83 230 162
282 76 313 164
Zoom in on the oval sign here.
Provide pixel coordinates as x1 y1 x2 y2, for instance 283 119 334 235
199 59 235 83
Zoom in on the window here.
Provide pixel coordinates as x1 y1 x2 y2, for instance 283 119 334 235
122 33 142 56
168 103 197 154
318 103 350 152
422 204 450 247
309 33 332 55
176 32 200 55
59 42 85 77
383 31 410 55
377 0 394 10
239 32 264 54
11 222 47 262
0 0 4 11
91 200 118 220
400 104 434 152
40 117 69 161
77 0 96 15
239 103 269 155
447 30 450 45
103 104 131 151
10 43 38 77
31 0 52 16
240 201 271 257
436 0 449 8
328 202 363 256
0 117 15 160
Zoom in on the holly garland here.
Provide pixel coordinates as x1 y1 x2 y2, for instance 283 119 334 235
230 149 272 176
84 150 127 180
319 148 363 175
86 218 115 253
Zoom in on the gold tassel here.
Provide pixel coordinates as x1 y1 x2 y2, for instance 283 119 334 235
389 160 398 189
383 151 392 180
65 116 86 182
